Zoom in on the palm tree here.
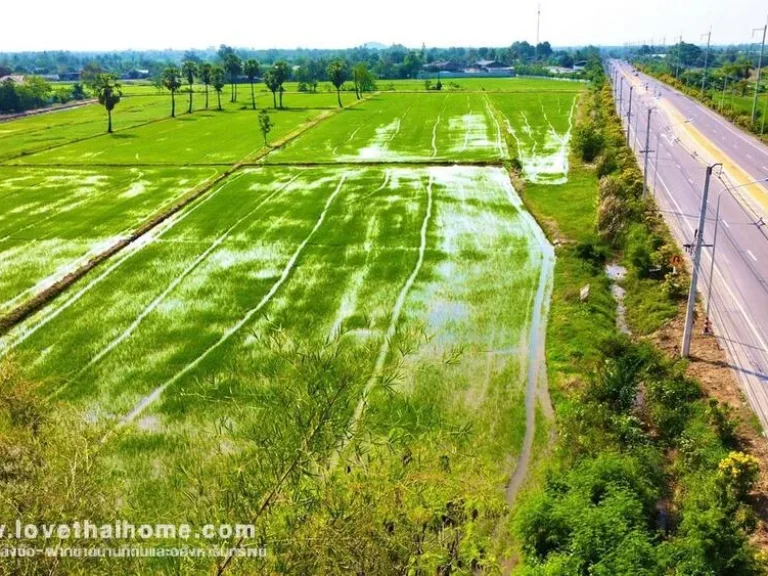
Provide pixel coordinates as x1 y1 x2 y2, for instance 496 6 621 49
200 63 213 109
211 66 226 111
162 66 183 118
92 74 122 133
223 53 242 103
243 59 261 110
181 61 198 114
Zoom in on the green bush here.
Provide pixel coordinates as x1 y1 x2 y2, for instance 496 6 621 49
573 123 605 162
625 224 656 277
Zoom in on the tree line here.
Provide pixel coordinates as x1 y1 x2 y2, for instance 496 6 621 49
0 77 88 114
89 53 368 137
1 41 584 81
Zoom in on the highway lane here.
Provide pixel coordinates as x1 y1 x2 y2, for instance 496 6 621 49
608 60 768 430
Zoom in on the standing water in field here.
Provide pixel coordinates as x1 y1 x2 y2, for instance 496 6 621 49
497 93 578 184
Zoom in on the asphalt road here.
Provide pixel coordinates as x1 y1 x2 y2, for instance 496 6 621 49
608 60 768 431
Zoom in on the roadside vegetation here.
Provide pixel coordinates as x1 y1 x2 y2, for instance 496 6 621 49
512 53 765 574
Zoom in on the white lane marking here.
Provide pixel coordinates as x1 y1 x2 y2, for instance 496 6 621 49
688 178 694 184
107 173 349 435
723 219 731 229
747 249 758 262
676 164 682 169
762 165 768 171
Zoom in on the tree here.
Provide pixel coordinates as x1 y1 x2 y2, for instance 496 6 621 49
535 41 553 61
353 63 376 99
200 63 213 109
327 60 348 108
92 74 122 134
243 59 261 110
181 60 198 114
71 82 88 100
263 68 281 109
401 50 424 79
0 78 20 113
211 66 226 111
272 61 290 108
295 61 322 92
223 53 242 102
80 61 104 89
162 65 182 118
258 109 273 145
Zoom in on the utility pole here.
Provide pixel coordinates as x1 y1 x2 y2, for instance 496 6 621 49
701 28 712 96
643 107 653 195
675 33 683 79
626 85 634 144
752 17 767 124
619 76 624 112
682 164 719 358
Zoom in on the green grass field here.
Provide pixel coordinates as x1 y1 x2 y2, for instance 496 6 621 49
0 77 583 572
267 93 507 163
0 166 221 312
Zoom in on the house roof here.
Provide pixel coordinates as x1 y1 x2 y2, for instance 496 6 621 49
476 60 505 68
0 75 25 84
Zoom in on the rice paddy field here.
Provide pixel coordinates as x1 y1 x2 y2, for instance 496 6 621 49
0 77 583 572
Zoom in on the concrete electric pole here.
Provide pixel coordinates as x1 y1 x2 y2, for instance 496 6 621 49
682 163 720 358
643 107 653 196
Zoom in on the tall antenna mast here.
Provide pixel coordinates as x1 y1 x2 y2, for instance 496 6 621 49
537 4 541 45
535 3 541 60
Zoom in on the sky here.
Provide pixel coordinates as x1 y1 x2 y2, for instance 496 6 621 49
2 0 767 52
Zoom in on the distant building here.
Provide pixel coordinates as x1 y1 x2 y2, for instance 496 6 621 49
546 66 575 75
123 69 150 80
461 61 515 76
59 71 82 82
424 60 462 73
0 75 25 84
475 60 506 70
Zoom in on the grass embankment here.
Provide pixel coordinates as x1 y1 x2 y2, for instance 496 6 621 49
510 69 766 574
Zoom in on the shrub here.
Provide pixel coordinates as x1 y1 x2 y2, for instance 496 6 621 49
573 123 604 162
574 236 609 269
625 224 656 277
717 452 760 503
596 150 618 178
